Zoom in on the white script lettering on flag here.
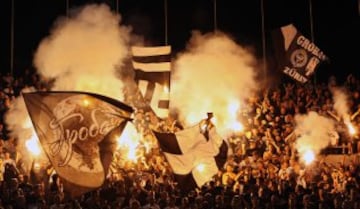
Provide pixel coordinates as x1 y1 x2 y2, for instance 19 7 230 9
23 91 133 196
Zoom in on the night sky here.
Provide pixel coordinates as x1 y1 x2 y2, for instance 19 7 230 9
1 0 359 83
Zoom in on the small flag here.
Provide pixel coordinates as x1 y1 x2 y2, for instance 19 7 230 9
23 91 133 197
153 120 228 192
131 45 171 118
272 24 328 83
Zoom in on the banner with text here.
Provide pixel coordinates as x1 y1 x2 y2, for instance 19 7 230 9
23 91 133 197
273 24 328 83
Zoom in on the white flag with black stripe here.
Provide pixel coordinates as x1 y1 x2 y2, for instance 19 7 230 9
153 120 228 192
131 46 171 118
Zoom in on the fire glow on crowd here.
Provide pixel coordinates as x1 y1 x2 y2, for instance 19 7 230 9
1 3 360 209
8 2 358 181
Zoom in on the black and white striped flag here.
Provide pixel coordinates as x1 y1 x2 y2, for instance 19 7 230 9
131 46 171 118
153 120 228 192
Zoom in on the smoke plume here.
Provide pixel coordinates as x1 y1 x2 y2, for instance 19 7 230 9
294 111 335 160
170 31 258 135
4 87 39 171
33 3 131 100
5 4 133 172
330 86 350 121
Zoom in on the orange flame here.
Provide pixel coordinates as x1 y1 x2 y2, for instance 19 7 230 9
345 120 356 135
196 163 206 172
117 124 141 162
302 149 315 165
225 100 243 132
25 133 42 156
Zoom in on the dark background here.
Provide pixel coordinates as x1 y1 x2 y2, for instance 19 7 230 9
1 0 359 83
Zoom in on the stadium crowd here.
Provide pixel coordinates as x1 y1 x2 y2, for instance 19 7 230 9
1 69 360 209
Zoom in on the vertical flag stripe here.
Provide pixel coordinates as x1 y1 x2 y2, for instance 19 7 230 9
144 82 156 102
150 83 169 118
131 45 171 118
138 80 149 98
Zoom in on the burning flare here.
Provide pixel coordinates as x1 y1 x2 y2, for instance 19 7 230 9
302 149 315 165
170 31 257 136
345 119 356 136
226 100 244 132
117 123 141 162
25 133 42 156
196 163 206 172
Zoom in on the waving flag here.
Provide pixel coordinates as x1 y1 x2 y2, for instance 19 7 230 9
272 24 329 83
131 45 171 118
23 91 133 197
153 120 228 192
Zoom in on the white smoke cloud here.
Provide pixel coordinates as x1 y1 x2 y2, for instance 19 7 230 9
4 88 36 141
294 111 335 160
33 3 131 100
330 86 350 121
330 86 358 136
170 31 258 135
4 87 39 171
5 4 133 172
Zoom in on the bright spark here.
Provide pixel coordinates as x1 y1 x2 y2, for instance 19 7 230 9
346 121 356 135
83 99 90 107
25 134 41 156
302 149 315 165
196 163 205 172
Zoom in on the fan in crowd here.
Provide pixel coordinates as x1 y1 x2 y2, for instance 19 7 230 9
0 69 360 209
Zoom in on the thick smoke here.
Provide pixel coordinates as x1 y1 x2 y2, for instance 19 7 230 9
33 3 131 100
330 86 350 121
4 88 36 141
4 87 39 171
170 31 258 134
5 4 133 171
294 111 335 159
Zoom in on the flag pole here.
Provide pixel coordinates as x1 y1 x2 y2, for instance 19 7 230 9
309 0 316 84
10 0 14 76
116 0 119 14
164 0 168 45
309 0 315 43
261 0 267 84
66 0 69 17
213 0 217 31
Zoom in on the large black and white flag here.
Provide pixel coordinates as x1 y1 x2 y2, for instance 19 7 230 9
272 24 328 83
153 120 228 192
131 46 171 118
23 91 133 197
